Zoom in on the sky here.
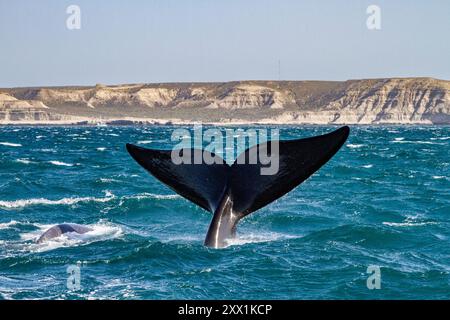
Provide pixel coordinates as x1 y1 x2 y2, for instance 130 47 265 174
0 0 449 87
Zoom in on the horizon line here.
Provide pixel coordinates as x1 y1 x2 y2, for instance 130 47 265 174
2 76 448 90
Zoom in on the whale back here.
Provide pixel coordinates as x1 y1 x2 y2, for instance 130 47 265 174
37 223 92 243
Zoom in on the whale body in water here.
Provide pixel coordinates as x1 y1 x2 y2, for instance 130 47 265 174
37 223 92 243
126 126 349 248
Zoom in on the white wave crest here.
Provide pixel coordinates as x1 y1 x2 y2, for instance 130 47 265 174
392 140 444 145
48 160 74 167
129 193 180 200
15 158 34 164
0 191 180 210
0 220 21 229
347 144 365 149
224 232 299 247
0 142 22 147
137 140 152 144
0 191 115 209
118 193 181 205
382 221 437 227
431 136 450 141
99 178 120 183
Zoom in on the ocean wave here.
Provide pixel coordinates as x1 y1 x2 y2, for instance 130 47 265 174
391 140 445 145
96 147 106 151
361 164 373 168
432 176 446 180
0 220 21 229
15 158 34 164
0 142 22 147
0 191 179 209
434 233 447 240
125 193 180 200
0 191 115 209
164 235 203 243
224 232 299 247
431 136 450 141
382 220 437 227
99 178 120 183
48 160 75 167
346 144 365 149
137 140 152 144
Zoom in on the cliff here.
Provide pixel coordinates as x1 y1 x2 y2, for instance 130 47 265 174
1 78 449 124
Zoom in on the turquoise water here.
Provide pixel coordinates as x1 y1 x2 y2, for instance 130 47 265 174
0 125 449 300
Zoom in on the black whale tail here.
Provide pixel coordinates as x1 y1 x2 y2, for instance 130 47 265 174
126 126 349 248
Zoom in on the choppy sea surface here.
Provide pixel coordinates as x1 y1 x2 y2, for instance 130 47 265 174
0 125 449 300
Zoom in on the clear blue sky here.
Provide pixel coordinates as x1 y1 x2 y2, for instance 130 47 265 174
0 0 449 87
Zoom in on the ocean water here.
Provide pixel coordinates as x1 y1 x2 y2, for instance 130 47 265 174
0 125 449 300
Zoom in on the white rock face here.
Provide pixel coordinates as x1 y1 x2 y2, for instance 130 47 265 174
0 98 56 122
208 85 295 109
321 78 450 124
0 93 18 101
132 88 178 107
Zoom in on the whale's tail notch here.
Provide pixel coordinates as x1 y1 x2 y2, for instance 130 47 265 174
126 126 349 247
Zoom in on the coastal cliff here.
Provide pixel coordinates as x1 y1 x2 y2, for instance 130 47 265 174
1 78 449 124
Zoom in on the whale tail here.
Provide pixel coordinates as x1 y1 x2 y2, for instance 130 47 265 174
126 126 349 248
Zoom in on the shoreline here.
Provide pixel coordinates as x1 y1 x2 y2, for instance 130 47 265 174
1 118 449 127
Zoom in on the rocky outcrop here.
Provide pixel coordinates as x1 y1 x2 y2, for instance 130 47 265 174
0 92 54 122
1 78 449 124
320 78 450 124
206 85 295 109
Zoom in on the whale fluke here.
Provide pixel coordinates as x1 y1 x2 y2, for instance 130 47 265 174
126 126 349 248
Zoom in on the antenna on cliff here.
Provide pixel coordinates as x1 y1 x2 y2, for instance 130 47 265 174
278 59 281 81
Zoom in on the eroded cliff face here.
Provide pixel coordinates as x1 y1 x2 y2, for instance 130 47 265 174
320 78 450 124
1 78 449 124
205 85 296 109
0 92 55 122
